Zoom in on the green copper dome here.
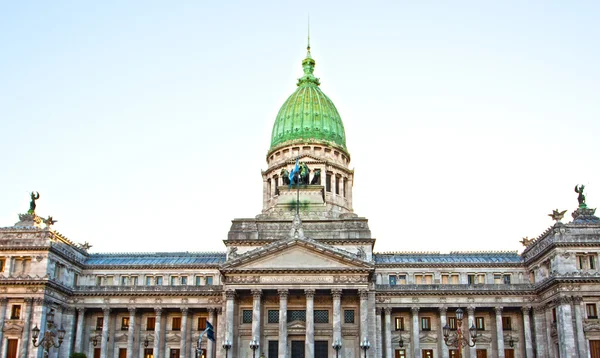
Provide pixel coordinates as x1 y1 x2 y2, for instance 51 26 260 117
269 46 347 152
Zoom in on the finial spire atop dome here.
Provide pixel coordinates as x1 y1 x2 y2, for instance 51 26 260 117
306 16 312 59
299 19 319 87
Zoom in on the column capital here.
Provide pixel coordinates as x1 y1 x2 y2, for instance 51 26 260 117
64 307 76 315
467 306 475 315
521 305 532 314
359 289 369 299
494 306 503 315
0 297 7 305
438 306 447 314
554 295 573 305
251 289 262 299
384 307 392 315
376 307 383 315
331 288 343 299
181 307 189 315
411 306 420 315
154 307 163 316
207 307 216 314
77 306 86 314
304 289 316 299
128 307 136 315
103 306 111 315
572 296 583 304
225 289 236 300
278 289 289 299
533 305 546 314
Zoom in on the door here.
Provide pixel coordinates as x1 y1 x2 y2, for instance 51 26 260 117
395 349 406 358
422 350 433 358
476 349 488 358
504 349 515 358
268 341 279 358
170 348 181 358
449 350 458 358
119 348 127 358
144 348 154 358
94 348 101 358
291 340 305 358
315 341 328 358
6 339 18 358
591 341 600 358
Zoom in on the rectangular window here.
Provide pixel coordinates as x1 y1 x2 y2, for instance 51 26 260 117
169 349 180 358
476 349 488 358
343 178 348 197
243 310 253 323
96 317 104 330
105 276 114 285
335 175 340 194
170 276 178 285
131 276 138 285
494 274 502 284
205 276 213 285
578 255 586 269
591 256 597 270
147 317 156 331
476 317 485 330
314 310 329 323
181 276 187 285
421 317 431 331
344 310 355 324
389 275 397 285
398 275 407 284
503 274 511 284
268 310 279 324
198 317 207 330
0 259 5 272
121 317 130 330
143 348 153 358
146 276 153 286
424 274 433 284
288 310 306 322
394 317 404 331
468 274 475 285
121 276 129 285
172 317 181 331
587 304 598 319
195 276 202 285
552 308 557 323
502 317 512 330
448 317 457 330
156 276 163 285
10 305 21 319
450 350 459 358
326 173 332 192
74 273 79 286
395 349 406 358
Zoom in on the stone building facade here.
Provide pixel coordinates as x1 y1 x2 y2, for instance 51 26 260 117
1 44 600 358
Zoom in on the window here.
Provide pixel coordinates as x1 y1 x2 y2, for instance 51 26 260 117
415 274 433 284
170 276 178 285
448 317 457 330
577 254 597 270
468 274 476 285
591 256 597 270
195 276 202 285
476 317 485 330
147 317 156 331
502 317 512 330
389 275 397 285
398 275 407 284
121 276 129 285
344 310 355 324
394 317 404 331
156 276 163 285
205 276 213 285
343 178 348 197
198 317 207 330
0 259 5 272
288 310 306 322
10 305 21 319
442 274 459 284
243 310 253 323
494 274 502 284
450 350 459 358
552 308 557 324
395 350 406 358
326 173 332 192
105 276 114 285
146 276 153 286
314 310 329 323
96 276 103 286
503 274 511 284
268 341 279 357
74 273 79 286
96 317 104 330
121 317 130 330
335 175 340 194
587 304 598 319
268 310 279 323
180 276 187 285
169 349 180 358
131 276 138 285
172 317 181 331
421 317 431 331
143 348 153 358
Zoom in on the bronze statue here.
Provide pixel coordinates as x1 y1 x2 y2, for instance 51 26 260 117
520 237 534 247
280 169 290 185
575 185 586 207
310 168 321 185
300 162 311 185
28 191 40 214
43 216 57 226
548 209 567 222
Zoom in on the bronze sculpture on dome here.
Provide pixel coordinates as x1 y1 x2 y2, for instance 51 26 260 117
28 191 40 214
575 185 586 208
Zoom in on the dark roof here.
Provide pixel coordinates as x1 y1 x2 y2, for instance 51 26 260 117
374 252 522 264
84 252 226 266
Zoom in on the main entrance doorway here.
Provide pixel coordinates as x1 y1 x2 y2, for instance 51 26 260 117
291 341 305 358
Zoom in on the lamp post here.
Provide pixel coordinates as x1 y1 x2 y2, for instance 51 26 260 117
398 335 404 348
359 337 370 358
443 308 478 358
249 337 259 358
332 338 342 358
143 335 150 348
222 339 232 357
31 309 66 357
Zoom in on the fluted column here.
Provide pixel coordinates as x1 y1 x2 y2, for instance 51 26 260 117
251 289 262 353
216 307 224 358
411 307 420 358
225 290 235 358
555 296 576 358
0 298 7 356
532 306 547 358
305 289 315 358
384 307 392 358
467 306 476 358
495 307 505 358
101 307 110 358
521 306 534 358
572 297 588 358
438 307 448 358
75 307 85 353
180 307 188 358
62 307 77 358
278 289 288 358
359 289 369 343
544 306 556 358
207 308 216 358
375 308 382 358
20 298 33 358
125 307 135 358
154 307 162 358
332 288 342 353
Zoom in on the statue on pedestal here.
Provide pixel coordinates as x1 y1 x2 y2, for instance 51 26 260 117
575 184 586 208
28 191 40 214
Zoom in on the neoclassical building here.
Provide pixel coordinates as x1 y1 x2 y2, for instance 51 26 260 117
1 44 600 358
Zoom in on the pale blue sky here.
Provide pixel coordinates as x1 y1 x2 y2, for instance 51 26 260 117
1 1 599 253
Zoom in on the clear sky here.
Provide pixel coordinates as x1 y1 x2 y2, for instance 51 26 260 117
1 1 598 254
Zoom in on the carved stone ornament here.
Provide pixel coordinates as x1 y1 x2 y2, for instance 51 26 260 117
376 307 383 315
411 307 420 314
412 297 419 303
225 290 236 300
521 306 532 314
331 289 342 299
494 307 503 315
208 297 223 305
182 298 189 304
384 307 392 314
225 276 260 284
376 297 390 304
155 298 162 304
572 296 583 304
438 306 447 314
359 289 369 299
251 289 263 299
304 289 315 299
334 275 368 283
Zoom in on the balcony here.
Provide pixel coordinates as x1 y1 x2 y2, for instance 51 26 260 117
376 284 535 293
74 285 223 295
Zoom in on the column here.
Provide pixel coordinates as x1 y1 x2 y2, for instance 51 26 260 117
411 307 420 358
572 297 588 358
544 306 556 358
467 306 476 358
555 296 576 358
60 307 77 358
20 298 33 358
216 307 225 358
375 308 382 358
332 288 342 352
495 307 505 358
207 308 216 358
125 307 136 358
34 299 47 358
100 307 110 358
225 290 235 358
521 306 534 358
251 289 262 352
0 298 7 356
75 307 86 353
359 290 369 343
180 307 188 358
278 289 288 358
438 307 449 358
305 289 315 358
384 307 392 358
532 306 547 358
154 308 162 358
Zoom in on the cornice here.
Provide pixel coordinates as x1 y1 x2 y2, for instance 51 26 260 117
220 268 371 274
84 264 222 270
375 262 525 268
73 285 223 297
224 239 375 246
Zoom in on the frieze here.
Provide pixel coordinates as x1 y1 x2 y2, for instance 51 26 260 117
225 276 260 284
260 276 334 284
333 275 368 283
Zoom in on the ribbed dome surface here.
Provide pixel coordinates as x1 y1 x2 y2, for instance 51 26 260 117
270 48 347 151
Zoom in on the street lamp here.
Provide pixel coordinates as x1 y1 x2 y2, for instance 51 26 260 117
143 335 150 348
443 308 478 358
359 337 370 358
249 337 259 358
222 339 232 357
31 309 66 357
332 338 342 358
398 335 404 348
